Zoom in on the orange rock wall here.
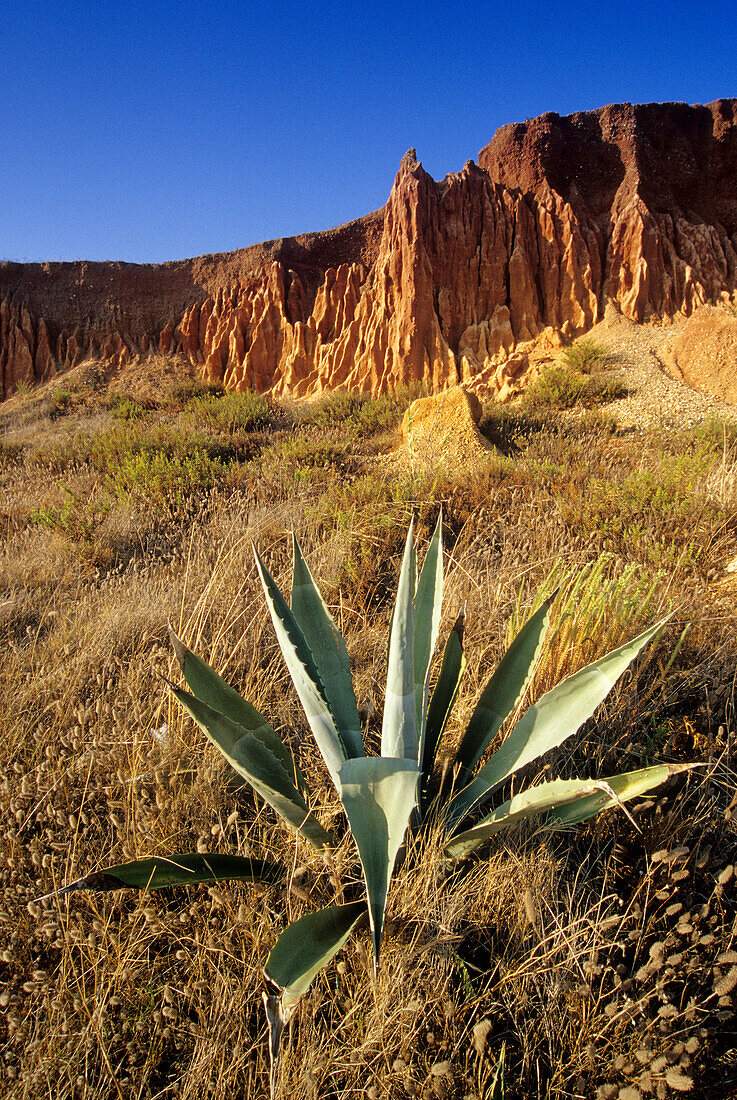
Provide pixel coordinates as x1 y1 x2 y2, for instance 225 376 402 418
2 100 736 400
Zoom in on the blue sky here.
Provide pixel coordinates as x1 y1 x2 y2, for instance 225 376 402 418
2 0 735 263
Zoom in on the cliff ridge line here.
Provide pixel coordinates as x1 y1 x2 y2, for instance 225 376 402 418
2 99 735 402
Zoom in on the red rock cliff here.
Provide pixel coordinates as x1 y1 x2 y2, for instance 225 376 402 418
2 99 735 400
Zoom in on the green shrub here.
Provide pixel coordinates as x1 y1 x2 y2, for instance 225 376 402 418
166 378 224 408
559 336 609 372
32 424 240 479
685 414 737 454
108 393 149 421
521 364 627 411
49 389 73 418
188 390 272 433
267 436 349 470
30 489 111 555
521 365 588 410
107 447 232 507
580 375 629 404
295 387 420 437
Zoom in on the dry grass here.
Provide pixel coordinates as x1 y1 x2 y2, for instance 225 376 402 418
1 376 736 1099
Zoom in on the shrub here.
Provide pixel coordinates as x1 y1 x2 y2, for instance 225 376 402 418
166 378 225 407
559 336 609 373
30 488 111 557
295 387 420 437
521 364 588 410
107 393 149 421
49 389 73 418
31 424 241 484
52 520 688 1095
521 364 627 411
107 447 232 507
188 390 272 433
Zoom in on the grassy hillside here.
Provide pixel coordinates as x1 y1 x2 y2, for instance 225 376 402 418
1 361 736 1099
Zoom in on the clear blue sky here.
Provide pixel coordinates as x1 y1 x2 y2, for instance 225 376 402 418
2 0 735 264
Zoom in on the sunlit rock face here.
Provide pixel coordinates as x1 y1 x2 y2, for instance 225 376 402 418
2 99 736 401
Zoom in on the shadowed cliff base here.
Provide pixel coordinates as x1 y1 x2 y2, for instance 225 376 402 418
2 99 736 404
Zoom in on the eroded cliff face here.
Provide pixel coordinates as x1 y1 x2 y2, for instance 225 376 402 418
2 99 736 401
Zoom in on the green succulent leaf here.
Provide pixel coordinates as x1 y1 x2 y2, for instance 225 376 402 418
445 763 694 859
290 534 364 759
545 762 696 826
489 1042 506 1100
413 513 443 766
263 901 365 1099
337 757 419 968
453 593 555 781
422 609 466 799
265 900 365 1007
254 547 348 788
447 619 669 827
54 853 283 896
168 682 333 849
169 626 308 794
381 519 418 759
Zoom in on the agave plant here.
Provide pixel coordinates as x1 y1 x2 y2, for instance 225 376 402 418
55 517 691 1094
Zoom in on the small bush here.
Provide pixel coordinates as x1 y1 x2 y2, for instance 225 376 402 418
295 387 419 437
49 389 73 418
30 489 111 557
108 393 149 421
166 378 224 408
107 448 232 507
686 414 737 454
31 424 241 477
521 365 588 410
579 375 629 405
11 378 33 397
559 336 609 372
521 364 627 411
188 390 272 433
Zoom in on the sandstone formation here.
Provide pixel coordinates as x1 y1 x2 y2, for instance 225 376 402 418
400 386 492 468
660 305 737 404
2 100 736 402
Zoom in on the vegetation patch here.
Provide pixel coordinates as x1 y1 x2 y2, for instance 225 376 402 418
185 390 273 433
559 336 610 373
521 363 628 411
0 374 735 1100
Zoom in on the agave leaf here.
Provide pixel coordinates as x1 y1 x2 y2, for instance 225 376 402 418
290 535 364 758
545 762 697 826
445 763 695 859
254 547 348 788
489 1041 506 1100
52 853 283 897
169 682 333 849
446 779 606 859
265 900 365 1008
337 757 419 968
169 626 308 794
263 900 365 1099
422 610 466 799
413 514 443 765
453 593 555 781
447 619 669 827
381 519 418 759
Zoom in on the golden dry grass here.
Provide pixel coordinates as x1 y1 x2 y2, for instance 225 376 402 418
0 375 736 1099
